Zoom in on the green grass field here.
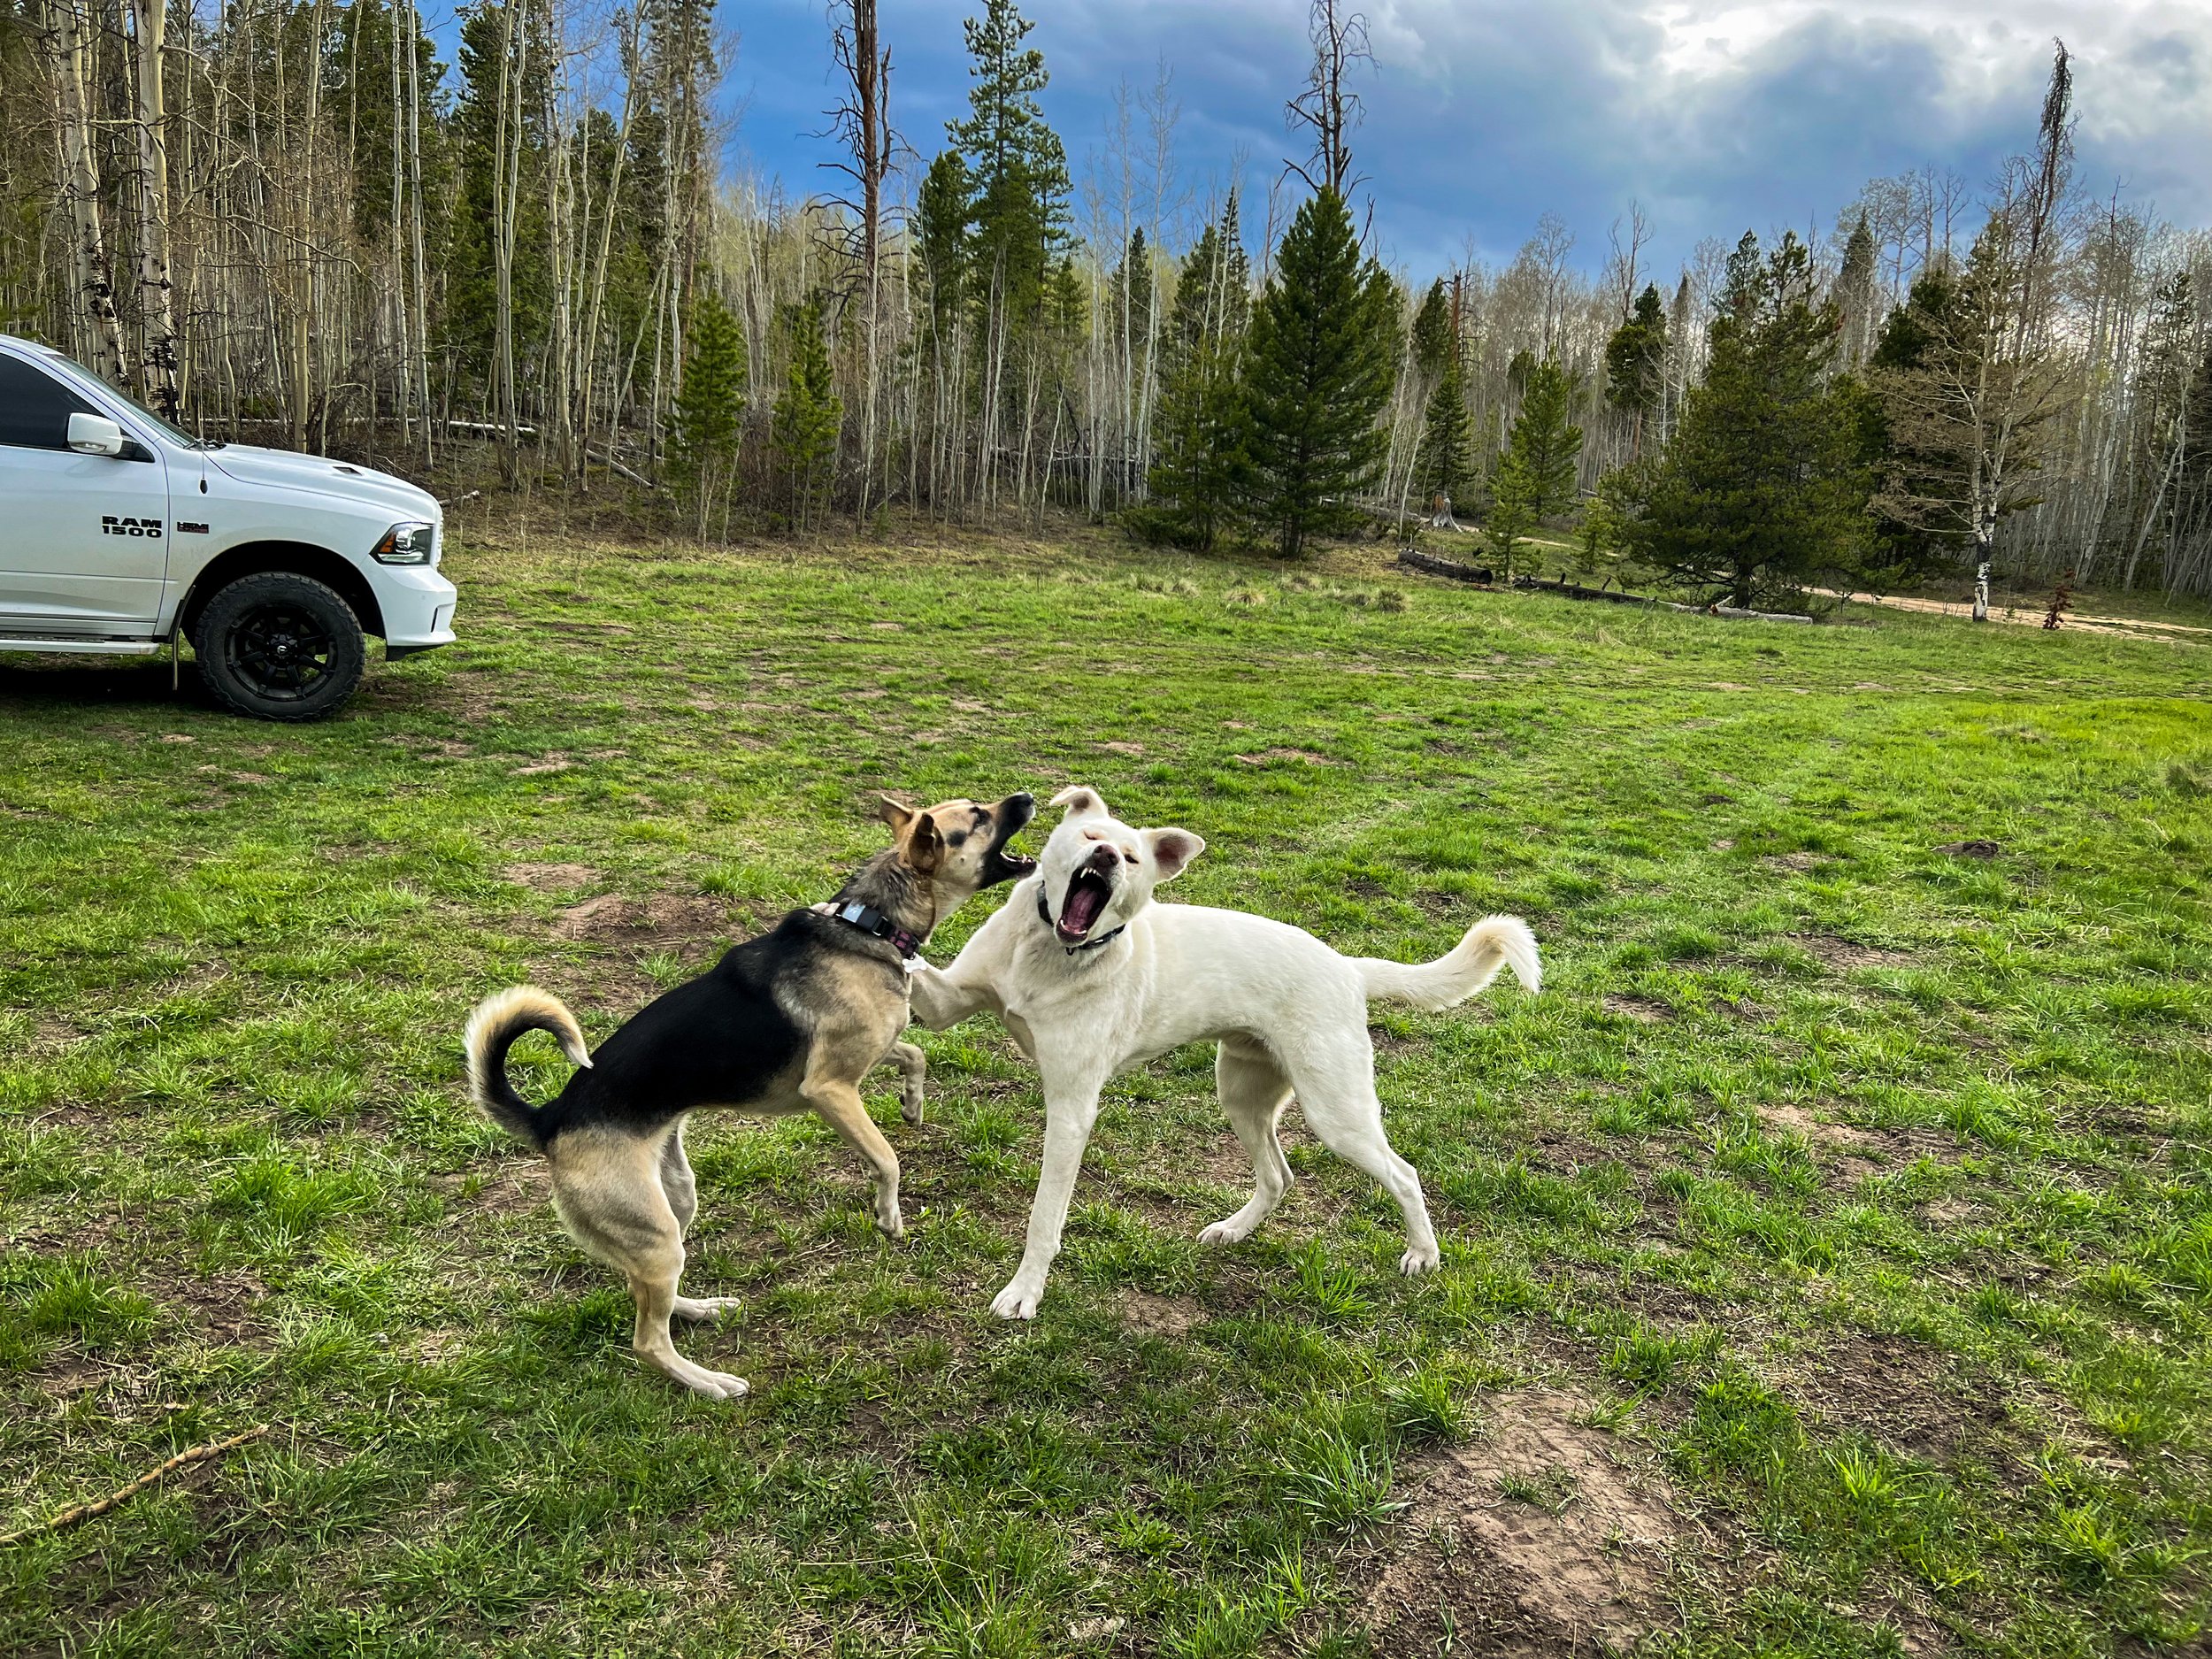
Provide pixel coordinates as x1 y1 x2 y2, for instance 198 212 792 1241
4 526 2210 1656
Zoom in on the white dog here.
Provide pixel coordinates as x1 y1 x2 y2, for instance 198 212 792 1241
907 787 1540 1319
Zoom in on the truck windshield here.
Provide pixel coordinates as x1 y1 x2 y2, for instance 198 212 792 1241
38 348 226 449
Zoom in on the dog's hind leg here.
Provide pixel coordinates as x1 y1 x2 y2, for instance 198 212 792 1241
885 1040 929 1125
549 1130 748 1399
1199 1040 1294 1248
1288 1046 1441 1276
657 1122 741 1324
659 1119 699 1235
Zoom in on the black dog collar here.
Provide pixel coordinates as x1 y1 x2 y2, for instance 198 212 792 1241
826 900 925 958
1037 886 1125 956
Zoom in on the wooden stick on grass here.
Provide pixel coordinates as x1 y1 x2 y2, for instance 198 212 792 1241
0 1425 271 1548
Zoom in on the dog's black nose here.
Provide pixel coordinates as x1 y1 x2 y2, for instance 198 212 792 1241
1005 792 1035 821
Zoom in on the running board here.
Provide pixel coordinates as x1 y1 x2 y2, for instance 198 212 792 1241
0 636 162 656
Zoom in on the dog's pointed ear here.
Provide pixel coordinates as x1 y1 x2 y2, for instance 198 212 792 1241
1143 827 1204 882
1050 785 1109 821
876 794 916 833
905 809 944 874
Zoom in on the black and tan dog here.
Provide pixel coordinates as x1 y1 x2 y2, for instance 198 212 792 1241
464 791 1036 1399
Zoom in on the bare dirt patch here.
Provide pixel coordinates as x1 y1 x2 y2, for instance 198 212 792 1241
1762 1103 1969 1172
1788 933 1914 971
431 1165 549 1218
553 893 729 946
1761 1102 1883 1154
1350 1390 1721 1654
1119 1290 1205 1337
27 1015 81 1055
157 1268 273 1348
1603 995 1671 1024
506 862 601 892
1920 1195 1978 1225
1232 748 1337 765
1778 1333 1993 1463
1760 851 1830 872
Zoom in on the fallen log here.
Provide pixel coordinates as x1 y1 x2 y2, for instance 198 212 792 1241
1696 602 1816 624
588 448 660 489
1396 549 1494 584
1398 551 1839 624
443 419 540 438
1510 574 1657 606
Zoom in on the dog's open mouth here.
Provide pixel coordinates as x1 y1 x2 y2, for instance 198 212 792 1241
984 845 1038 885
1057 867 1113 943
979 794 1039 887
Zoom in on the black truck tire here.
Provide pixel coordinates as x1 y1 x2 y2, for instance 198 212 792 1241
193 571 367 722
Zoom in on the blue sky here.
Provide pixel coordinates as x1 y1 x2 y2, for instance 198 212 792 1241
719 1 2212 282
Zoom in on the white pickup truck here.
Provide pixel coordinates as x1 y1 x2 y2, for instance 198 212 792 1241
0 334 457 720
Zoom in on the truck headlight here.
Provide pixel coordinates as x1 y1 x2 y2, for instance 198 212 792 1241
372 521 437 565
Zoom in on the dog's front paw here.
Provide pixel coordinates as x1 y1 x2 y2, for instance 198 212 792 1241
989 1279 1041 1320
899 1085 926 1125
1197 1219 1248 1248
1398 1245 1441 1276
672 1295 743 1324
662 1357 750 1400
876 1203 907 1240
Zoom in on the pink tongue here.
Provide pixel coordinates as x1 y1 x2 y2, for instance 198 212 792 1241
1061 882 1106 935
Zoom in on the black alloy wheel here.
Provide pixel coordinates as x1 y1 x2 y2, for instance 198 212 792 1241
195 571 367 721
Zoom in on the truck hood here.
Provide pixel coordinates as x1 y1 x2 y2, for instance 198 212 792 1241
209 447 440 520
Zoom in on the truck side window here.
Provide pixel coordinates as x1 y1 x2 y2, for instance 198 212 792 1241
0 356 99 451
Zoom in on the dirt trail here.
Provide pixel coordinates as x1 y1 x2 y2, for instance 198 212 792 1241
1816 588 2208 641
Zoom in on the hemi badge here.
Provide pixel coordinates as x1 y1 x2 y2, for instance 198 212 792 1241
177 521 210 534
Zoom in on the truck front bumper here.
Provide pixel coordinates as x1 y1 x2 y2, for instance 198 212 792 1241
377 565 458 654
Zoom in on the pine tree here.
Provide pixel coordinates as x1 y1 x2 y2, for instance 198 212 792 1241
669 289 748 539
1216 191 1255 335
1409 279 1453 383
1573 472 1629 586
772 296 842 532
1861 267 1968 583
1504 357 1583 519
1110 227 1154 342
1834 211 1879 366
1629 231 1870 607
447 0 555 396
915 150 973 337
1142 201 1250 548
949 0 1068 329
1484 452 1533 580
1417 354 1474 507
1240 187 1397 557
1603 284 1666 457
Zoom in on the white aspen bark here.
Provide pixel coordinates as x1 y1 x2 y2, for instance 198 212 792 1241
491 0 525 480
402 0 433 462
305 0 330 452
46 0 127 385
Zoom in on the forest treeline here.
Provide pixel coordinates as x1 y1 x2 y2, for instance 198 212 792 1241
2 0 2208 597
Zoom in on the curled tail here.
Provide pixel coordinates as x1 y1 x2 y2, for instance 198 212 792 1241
464 985 593 1150
1356 915 1541 1011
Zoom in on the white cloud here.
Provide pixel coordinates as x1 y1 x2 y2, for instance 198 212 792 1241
731 0 2212 277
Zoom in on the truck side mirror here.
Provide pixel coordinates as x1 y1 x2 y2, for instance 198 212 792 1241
67 412 126 457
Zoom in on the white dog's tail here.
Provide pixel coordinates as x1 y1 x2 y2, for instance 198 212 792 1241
1356 915 1541 1010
